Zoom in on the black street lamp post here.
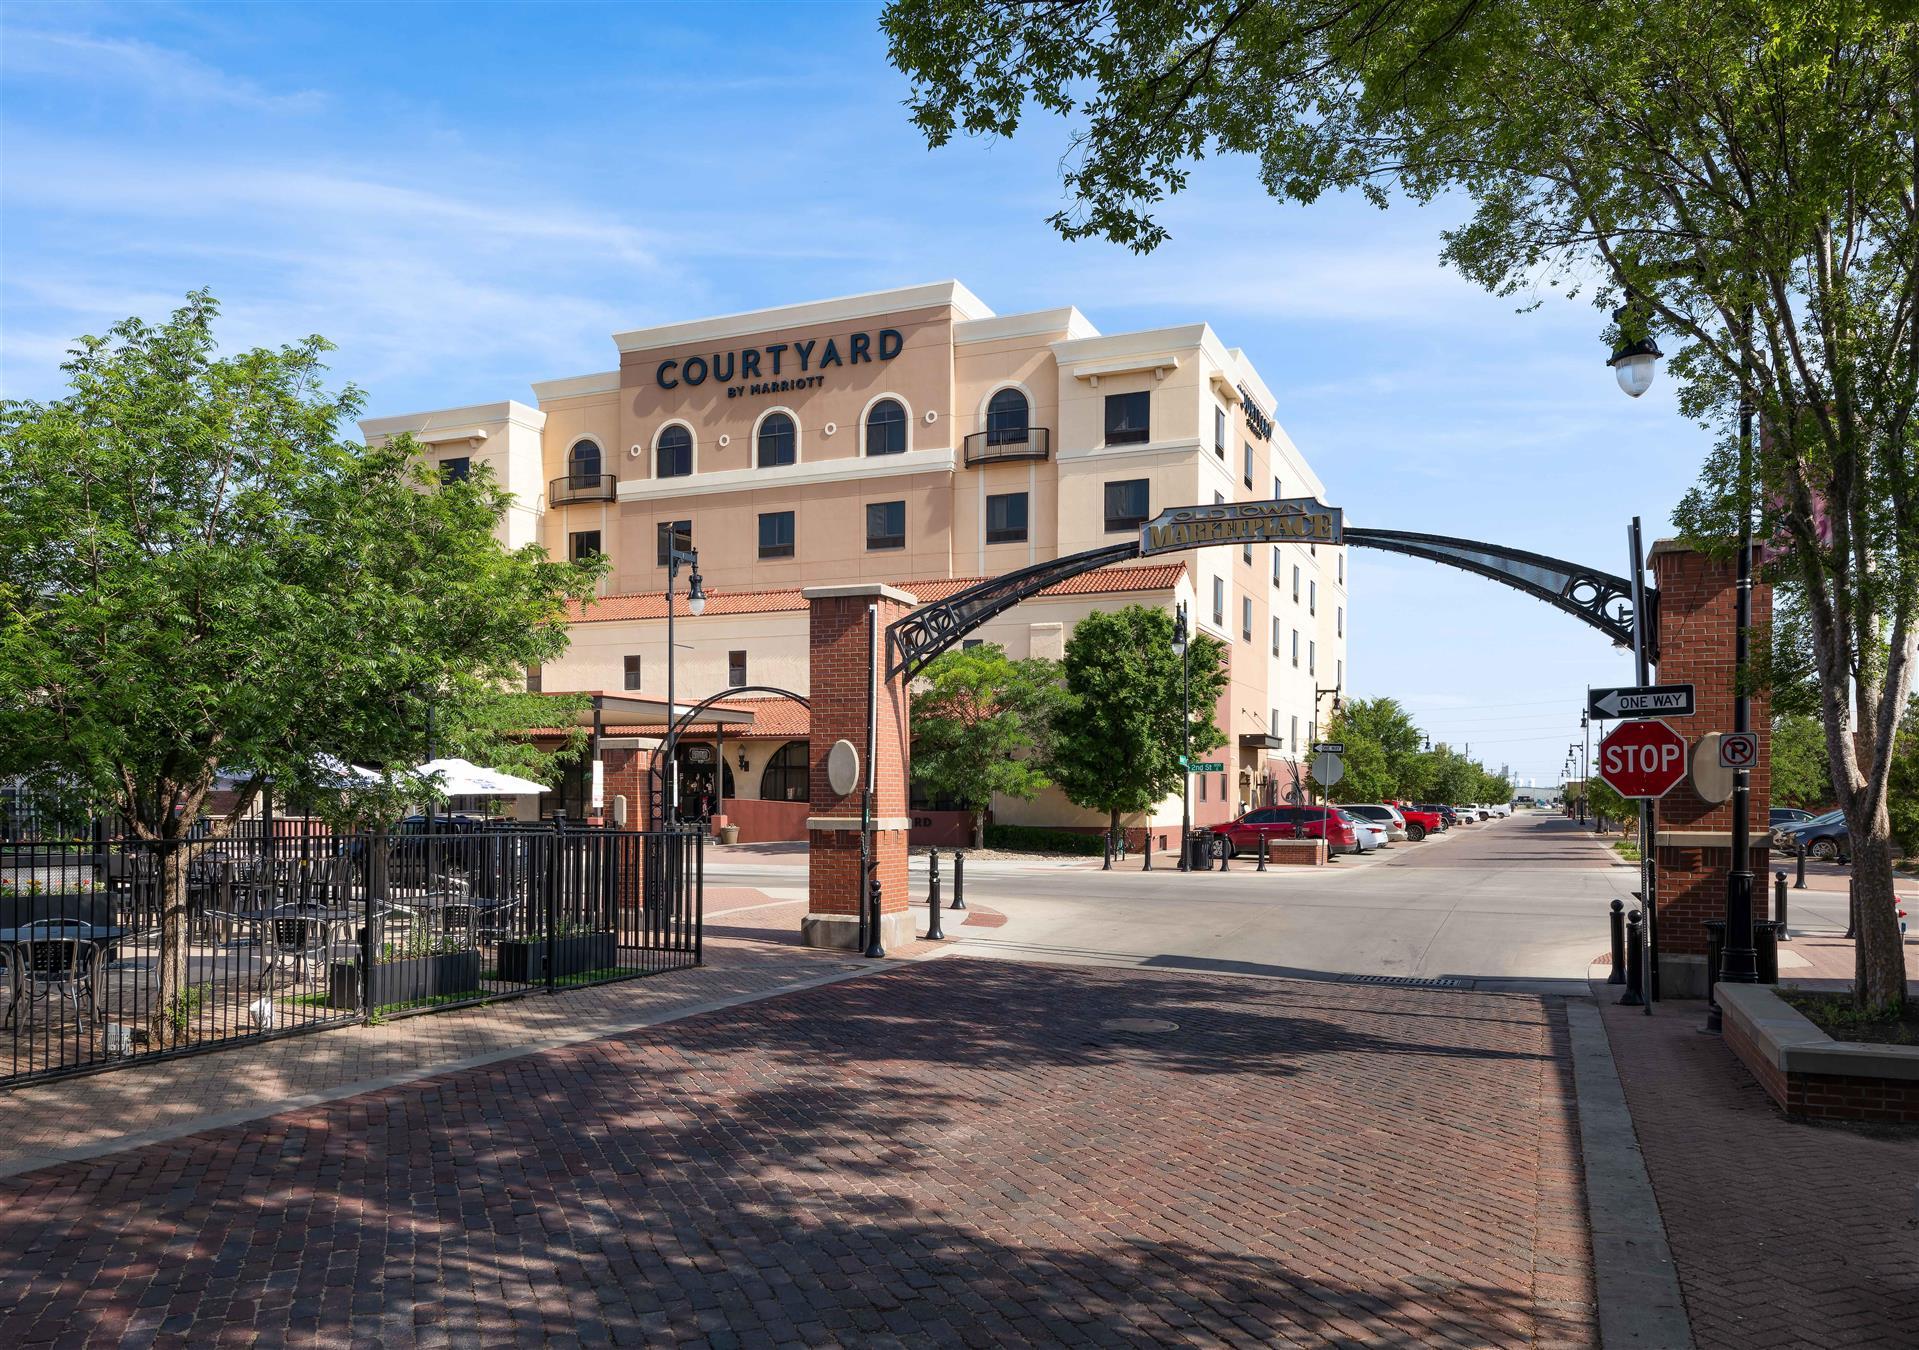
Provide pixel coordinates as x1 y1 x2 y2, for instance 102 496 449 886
1172 602 1191 871
663 533 706 830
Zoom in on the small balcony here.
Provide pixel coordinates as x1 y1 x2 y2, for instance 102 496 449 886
549 472 618 505
962 427 1051 467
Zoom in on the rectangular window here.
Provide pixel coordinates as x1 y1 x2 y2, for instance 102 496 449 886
1243 443 1254 489
1243 541 1252 565
526 665 542 694
438 456 470 484
570 530 602 562
1199 773 1207 802
1272 547 1282 586
1310 580 1317 615
1271 616 1281 655
1104 391 1150 445
866 500 906 550
962 639 984 651
1241 595 1252 641
656 519 691 565
1291 629 1300 667
985 491 1029 544
623 655 642 691
1103 479 1150 532
1337 605 1344 637
1212 577 1225 626
1292 565 1301 601
1214 490 1225 506
1338 553 1345 584
1337 658 1344 688
757 510 795 559
1271 708 1281 744
728 650 747 688
1309 640 1317 677
1274 475 1282 500
1290 715 1299 749
1214 406 1227 457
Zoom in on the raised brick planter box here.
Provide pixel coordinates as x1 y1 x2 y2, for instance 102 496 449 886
1717 983 1919 1124
1266 839 1329 866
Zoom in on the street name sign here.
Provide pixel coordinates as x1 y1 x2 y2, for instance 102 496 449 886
1596 719 1689 799
1192 760 1224 773
1311 742 1345 755
1587 684 1695 720
1310 752 1346 786
1717 731 1758 770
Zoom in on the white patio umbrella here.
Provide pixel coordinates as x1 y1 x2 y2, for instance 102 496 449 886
411 757 550 796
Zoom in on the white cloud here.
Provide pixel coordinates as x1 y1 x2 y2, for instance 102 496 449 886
0 28 325 112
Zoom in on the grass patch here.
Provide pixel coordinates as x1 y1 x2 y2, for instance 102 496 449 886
1778 989 1919 1046
1612 839 1642 863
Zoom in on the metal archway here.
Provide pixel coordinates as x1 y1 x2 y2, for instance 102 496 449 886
645 684 810 827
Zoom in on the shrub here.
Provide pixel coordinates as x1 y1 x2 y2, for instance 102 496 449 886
982 824 1107 855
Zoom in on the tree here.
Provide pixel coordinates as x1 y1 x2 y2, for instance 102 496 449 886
1322 697 1422 801
885 2 1917 1011
1049 606 1228 840
910 643 1058 848
1771 714 1835 810
0 294 602 1043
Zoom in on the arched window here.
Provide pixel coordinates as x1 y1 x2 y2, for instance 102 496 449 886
759 740 810 803
656 425 692 478
865 399 906 456
568 439 602 483
757 412 796 468
985 389 1030 446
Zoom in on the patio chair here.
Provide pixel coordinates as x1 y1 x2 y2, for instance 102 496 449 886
2 920 101 1029
261 906 332 986
441 898 519 945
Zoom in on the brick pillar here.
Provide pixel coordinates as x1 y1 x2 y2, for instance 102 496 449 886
1647 539 1772 996
600 747 648 830
802 584 919 951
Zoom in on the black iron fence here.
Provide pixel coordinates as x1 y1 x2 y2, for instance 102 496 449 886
0 825 702 1088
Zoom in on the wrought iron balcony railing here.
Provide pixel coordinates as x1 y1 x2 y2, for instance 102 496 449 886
548 472 618 505
962 427 1050 467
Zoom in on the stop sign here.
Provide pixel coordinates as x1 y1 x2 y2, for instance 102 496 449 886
1597 718 1689 798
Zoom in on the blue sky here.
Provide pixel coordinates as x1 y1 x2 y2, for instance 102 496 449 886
0 2 1709 784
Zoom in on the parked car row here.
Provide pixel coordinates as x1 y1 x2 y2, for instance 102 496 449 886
1770 807 1849 861
1214 798 1516 858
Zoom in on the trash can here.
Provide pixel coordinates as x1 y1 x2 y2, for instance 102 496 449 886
718 823 740 846
1186 832 1214 871
1705 918 1783 994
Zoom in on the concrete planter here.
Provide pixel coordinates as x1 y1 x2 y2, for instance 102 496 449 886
1717 983 1919 1123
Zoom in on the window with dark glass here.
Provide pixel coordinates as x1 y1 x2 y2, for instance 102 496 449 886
568 440 602 484
1214 406 1226 457
985 492 1028 544
985 388 1029 446
1243 443 1254 489
1243 541 1252 565
1212 577 1224 625
1337 605 1344 637
759 740 809 802
569 530 602 562
623 655 642 691
1310 580 1317 614
526 665 542 693
1272 547 1282 586
962 639 984 650
1103 478 1149 532
728 650 747 687
866 399 906 456
757 510 794 559
438 456 470 484
1242 595 1252 641
656 520 691 565
656 425 692 478
866 500 906 550
1310 640 1317 676
1272 617 1281 655
1292 629 1300 666
757 412 796 467
1104 391 1150 445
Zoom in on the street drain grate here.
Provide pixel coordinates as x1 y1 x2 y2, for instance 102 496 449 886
1099 1017 1180 1033
1344 974 1467 989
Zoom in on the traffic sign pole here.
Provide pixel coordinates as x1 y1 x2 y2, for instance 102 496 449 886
1629 517 1657 1010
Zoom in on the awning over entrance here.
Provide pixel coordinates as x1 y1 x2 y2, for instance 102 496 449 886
536 691 757 730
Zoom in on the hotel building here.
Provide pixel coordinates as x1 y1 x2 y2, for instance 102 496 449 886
361 281 1348 840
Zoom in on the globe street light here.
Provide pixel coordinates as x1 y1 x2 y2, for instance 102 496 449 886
1608 305 1664 398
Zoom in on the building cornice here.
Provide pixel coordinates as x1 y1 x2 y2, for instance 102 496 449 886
954 307 1098 346
614 446 957 502
530 371 620 402
359 400 545 439
611 281 993 354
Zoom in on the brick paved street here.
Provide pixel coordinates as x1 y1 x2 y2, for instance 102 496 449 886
1597 989 1919 1348
1 958 1595 1347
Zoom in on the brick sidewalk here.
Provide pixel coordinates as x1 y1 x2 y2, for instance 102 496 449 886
0 960 1597 1347
1595 987 1919 1347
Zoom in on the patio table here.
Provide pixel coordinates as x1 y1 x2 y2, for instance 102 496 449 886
0 923 132 1024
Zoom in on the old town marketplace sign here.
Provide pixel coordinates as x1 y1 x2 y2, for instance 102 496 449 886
1138 498 1343 555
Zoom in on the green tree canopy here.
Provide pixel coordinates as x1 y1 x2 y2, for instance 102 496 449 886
1771 714 1836 810
1049 605 1228 836
0 293 602 1039
885 0 1916 1009
910 643 1059 847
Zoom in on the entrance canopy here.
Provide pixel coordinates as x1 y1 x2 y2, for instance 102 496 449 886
537 691 757 730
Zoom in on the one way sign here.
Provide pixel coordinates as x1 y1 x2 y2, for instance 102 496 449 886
1587 684 1696 720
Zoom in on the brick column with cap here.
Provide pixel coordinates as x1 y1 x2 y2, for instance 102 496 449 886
802 583 919 951
1647 538 1772 996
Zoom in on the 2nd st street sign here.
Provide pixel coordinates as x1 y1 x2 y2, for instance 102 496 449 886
1587 683 1695 720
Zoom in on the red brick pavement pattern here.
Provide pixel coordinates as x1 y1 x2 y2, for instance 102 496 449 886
1597 990 1919 1348
1 961 1595 1347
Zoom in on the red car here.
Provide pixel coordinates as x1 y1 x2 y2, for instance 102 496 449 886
1217 805 1360 857
1386 801 1444 841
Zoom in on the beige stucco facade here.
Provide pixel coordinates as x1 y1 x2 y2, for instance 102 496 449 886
363 281 1348 830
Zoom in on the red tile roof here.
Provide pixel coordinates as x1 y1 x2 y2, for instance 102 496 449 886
522 695 811 743
568 562 1186 623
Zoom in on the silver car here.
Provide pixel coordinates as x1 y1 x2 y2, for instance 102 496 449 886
1342 804 1409 843
1338 810 1386 852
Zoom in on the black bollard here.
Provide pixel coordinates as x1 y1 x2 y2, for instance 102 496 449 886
1257 834 1268 872
1607 898 1626 984
1775 871 1790 942
951 850 967 909
926 855 944 941
1102 830 1113 871
864 876 886 959
1217 834 1231 872
1845 877 1856 939
1794 840 1807 889
1142 833 1153 871
1619 909 1645 1006
928 849 941 911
